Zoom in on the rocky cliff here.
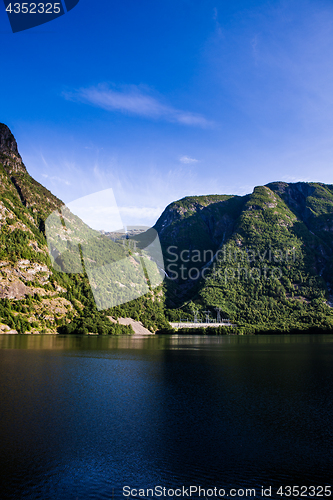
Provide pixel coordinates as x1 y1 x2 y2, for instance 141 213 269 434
0 123 80 333
0 123 166 334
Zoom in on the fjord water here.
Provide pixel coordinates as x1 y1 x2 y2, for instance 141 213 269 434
0 335 332 500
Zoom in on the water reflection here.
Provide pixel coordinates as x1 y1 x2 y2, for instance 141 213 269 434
1 333 333 351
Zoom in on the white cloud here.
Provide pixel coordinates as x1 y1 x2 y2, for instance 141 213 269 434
42 173 71 185
64 84 212 128
179 155 199 164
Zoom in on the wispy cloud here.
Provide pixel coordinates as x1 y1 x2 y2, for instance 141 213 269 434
42 173 71 185
41 155 71 186
64 84 212 128
41 153 71 186
179 155 199 164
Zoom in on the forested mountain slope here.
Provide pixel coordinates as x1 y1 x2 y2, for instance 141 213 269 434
156 184 333 332
0 123 166 334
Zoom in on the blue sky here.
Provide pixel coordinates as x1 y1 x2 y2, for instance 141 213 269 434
1 0 333 228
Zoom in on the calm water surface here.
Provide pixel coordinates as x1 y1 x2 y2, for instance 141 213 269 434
0 334 332 499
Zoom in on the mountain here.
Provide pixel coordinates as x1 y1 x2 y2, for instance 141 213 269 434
0 123 166 334
155 184 333 333
0 123 73 334
0 123 62 220
2 121 333 335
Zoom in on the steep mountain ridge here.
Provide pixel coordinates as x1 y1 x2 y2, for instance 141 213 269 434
0 123 167 334
0 123 79 333
0 123 61 220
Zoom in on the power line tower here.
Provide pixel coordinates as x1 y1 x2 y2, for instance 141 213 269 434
203 311 210 323
215 307 222 323
193 310 199 323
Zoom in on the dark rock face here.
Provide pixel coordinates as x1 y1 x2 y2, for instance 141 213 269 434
0 123 61 215
0 123 19 155
0 123 26 175
267 181 316 221
154 204 183 236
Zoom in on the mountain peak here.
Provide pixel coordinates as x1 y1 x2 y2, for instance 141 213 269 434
0 122 61 216
0 123 26 175
0 123 19 155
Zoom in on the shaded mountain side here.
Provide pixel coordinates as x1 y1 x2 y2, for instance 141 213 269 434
155 194 246 304
264 182 333 284
155 184 333 332
0 123 167 334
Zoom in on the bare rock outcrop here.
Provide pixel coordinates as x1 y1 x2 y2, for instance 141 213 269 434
0 280 29 299
108 316 154 335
